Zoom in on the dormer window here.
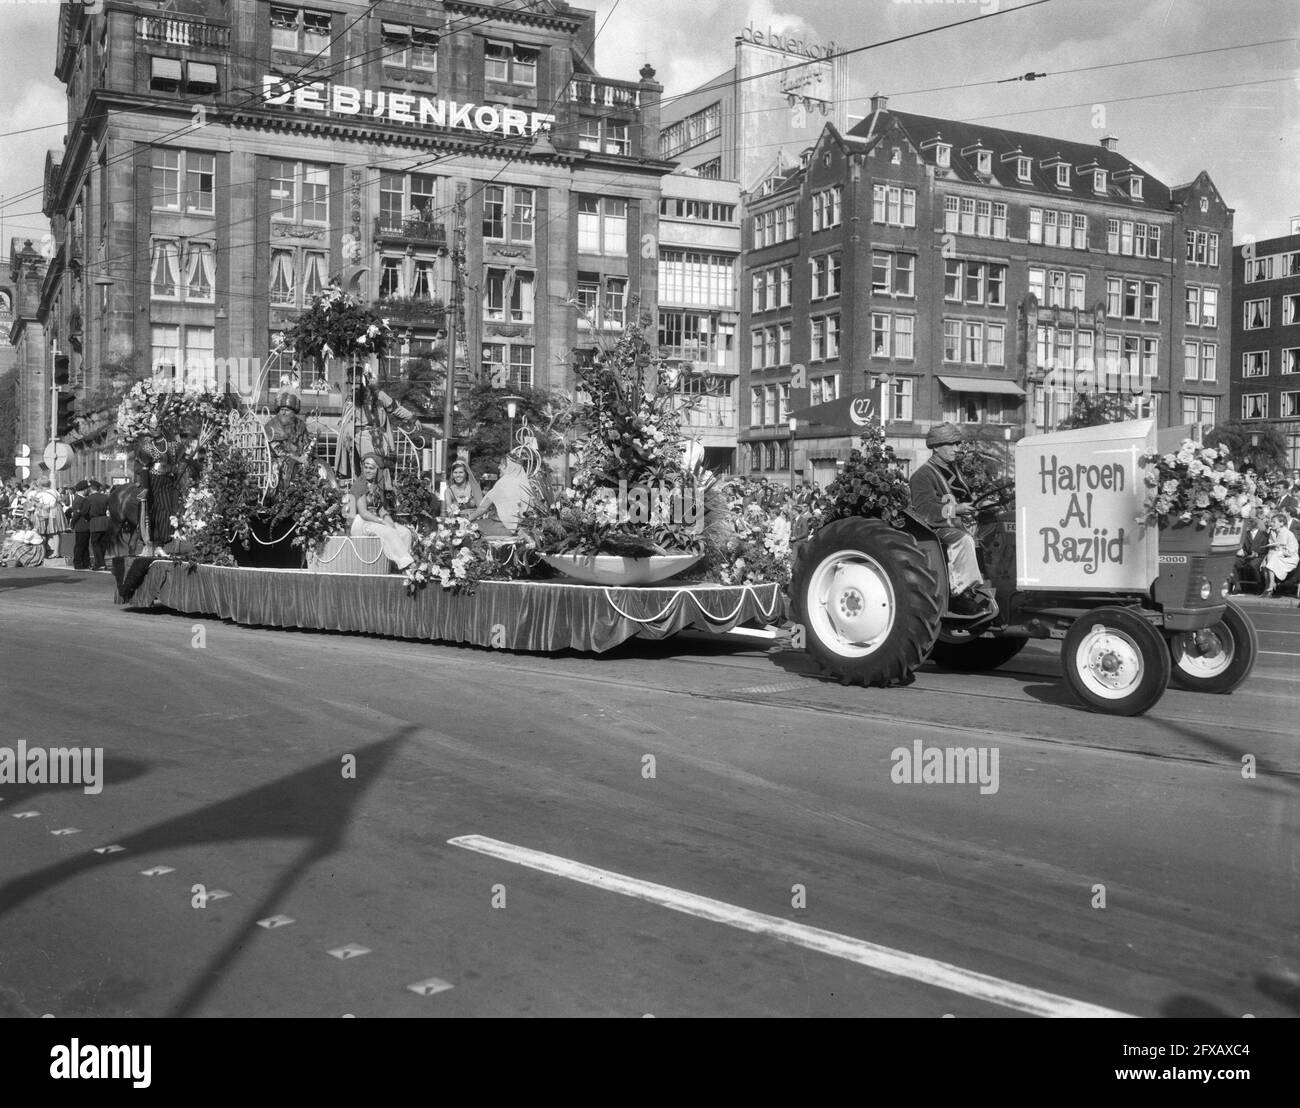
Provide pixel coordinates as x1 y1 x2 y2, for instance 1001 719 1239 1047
1129 176 1143 199
1055 164 1070 187
1017 157 1031 182
1094 170 1107 194
936 144 950 168
976 150 991 175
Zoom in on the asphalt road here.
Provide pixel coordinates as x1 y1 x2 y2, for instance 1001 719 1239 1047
0 566 1296 1018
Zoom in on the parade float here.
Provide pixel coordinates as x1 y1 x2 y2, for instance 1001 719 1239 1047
112 302 788 653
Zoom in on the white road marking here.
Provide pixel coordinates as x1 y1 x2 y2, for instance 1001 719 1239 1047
327 943 371 960
1260 651 1300 657
449 835 1135 1019
406 977 454 997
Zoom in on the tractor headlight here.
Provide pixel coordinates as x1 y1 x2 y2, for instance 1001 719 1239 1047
1220 582 1230 599
1199 580 1212 601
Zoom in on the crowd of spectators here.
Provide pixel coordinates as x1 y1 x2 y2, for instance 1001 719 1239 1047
0 476 114 570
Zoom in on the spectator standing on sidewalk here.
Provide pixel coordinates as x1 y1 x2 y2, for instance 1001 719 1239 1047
69 480 92 570
83 480 112 571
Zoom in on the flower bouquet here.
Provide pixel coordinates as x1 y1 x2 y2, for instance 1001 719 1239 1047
404 516 494 594
1140 440 1262 531
278 282 394 367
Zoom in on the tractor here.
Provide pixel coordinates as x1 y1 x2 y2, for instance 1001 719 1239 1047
789 420 1258 716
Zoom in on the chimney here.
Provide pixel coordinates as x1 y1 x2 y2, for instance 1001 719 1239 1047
869 92 888 113
1100 135 1118 152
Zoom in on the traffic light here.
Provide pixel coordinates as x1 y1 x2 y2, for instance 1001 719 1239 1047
53 354 70 386
56 391 76 437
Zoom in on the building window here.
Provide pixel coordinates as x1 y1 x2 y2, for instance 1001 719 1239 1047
661 197 736 223
811 186 843 232
1106 277 1159 321
1242 393 1268 420
483 184 535 242
269 159 328 223
1281 392 1300 419
577 195 627 255
1243 298 1270 330
1242 351 1269 377
1185 229 1220 266
1093 170 1107 193
778 322 792 364
151 241 180 300
945 319 1004 367
152 149 215 213
659 250 734 308
1129 177 1143 199
481 342 534 389
659 102 721 159
1029 207 1087 249
1106 218 1161 257
484 268 536 324
382 24 438 70
484 40 538 85
1283 348 1300 375
271 7 331 54
873 184 917 228
1055 163 1070 188
1283 293 1300 326
1067 272 1085 310
378 255 402 299
871 251 914 297
810 253 841 300
1016 156 1031 182
379 171 438 224
1245 255 1274 283
947 390 1016 425
151 240 215 303
151 323 213 384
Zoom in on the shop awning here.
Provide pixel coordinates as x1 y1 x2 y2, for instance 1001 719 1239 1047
938 375 1025 397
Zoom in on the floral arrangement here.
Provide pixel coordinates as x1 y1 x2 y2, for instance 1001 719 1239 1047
519 313 714 558
171 440 345 565
1140 439 1263 529
392 468 439 528
115 378 232 443
277 282 394 366
403 515 493 594
818 425 915 529
707 478 802 587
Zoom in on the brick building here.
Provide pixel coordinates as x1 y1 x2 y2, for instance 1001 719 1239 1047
1232 228 1300 475
739 96 1233 481
38 0 671 482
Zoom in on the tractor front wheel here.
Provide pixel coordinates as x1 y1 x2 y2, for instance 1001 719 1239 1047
1167 600 1258 694
1061 606 1170 716
791 517 942 687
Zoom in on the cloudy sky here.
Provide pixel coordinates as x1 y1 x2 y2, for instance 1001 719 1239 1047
1 0 1296 257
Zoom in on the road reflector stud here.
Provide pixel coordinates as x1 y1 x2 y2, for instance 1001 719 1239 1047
406 977 454 997
140 866 175 877
328 943 372 960
51 828 80 836
93 844 125 854
12 811 40 819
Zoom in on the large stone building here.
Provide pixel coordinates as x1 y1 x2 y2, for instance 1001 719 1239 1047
740 96 1234 481
39 0 671 482
1231 226 1300 475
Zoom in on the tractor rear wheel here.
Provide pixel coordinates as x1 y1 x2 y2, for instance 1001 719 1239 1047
928 634 1027 672
1061 606 1170 716
791 517 942 687
1167 600 1258 694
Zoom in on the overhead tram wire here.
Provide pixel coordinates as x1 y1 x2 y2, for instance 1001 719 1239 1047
1 0 1052 219
0 0 548 214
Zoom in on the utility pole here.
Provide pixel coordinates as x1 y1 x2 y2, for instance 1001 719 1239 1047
443 183 467 479
50 339 60 493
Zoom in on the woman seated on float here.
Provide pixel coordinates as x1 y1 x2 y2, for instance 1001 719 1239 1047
348 452 415 571
442 459 483 517
466 447 537 538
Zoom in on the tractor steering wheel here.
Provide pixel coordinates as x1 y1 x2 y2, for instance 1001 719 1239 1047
968 479 1015 513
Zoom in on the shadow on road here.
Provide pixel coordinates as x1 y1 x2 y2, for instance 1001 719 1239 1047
0 728 414 1016
0 574 87 591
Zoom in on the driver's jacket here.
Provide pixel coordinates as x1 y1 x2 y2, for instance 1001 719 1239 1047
909 456 973 547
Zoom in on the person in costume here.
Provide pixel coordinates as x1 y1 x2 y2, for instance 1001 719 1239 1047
442 460 483 517
134 409 190 554
265 391 315 495
349 452 415 571
467 446 538 537
909 422 998 619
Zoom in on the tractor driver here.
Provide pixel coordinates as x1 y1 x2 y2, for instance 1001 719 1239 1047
909 422 998 620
